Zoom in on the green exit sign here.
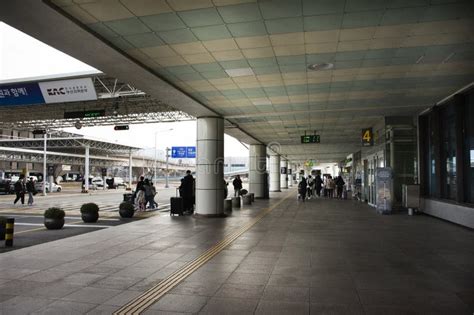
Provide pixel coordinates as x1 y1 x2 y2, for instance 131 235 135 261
301 135 320 143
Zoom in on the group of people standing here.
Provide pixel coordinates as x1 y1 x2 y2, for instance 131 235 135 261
13 174 37 206
134 176 157 211
298 174 346 201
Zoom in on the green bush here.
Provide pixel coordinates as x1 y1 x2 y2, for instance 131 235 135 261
80 203 99 214
119 202 134 212
44 207 65 219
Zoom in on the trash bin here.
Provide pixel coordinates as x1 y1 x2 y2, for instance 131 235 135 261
123 193 133 203
224 199 232 212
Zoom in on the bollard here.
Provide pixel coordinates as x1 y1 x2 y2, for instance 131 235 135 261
249 193 255 202
232 197 241 208
5 218 14 247
242 194 252 205
408 208 413 216
224 199 232 212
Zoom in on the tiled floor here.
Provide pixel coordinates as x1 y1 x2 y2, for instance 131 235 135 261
1 191 473 314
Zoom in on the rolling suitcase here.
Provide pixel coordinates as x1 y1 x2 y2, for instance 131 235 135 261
170 188 184 216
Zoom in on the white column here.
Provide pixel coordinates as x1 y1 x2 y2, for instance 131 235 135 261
288 164 293 187
84 145 90 191
42 134 47 196
249 144 266 198
196 117 224 217
269 154 281 192
129 150 133 188
280 159 288 189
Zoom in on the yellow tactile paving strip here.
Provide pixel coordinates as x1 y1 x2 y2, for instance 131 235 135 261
114 192 293 315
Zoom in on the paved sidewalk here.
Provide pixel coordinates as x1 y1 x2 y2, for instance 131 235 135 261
0 191 473 314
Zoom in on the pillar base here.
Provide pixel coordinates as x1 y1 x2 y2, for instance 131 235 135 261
193 213 227 218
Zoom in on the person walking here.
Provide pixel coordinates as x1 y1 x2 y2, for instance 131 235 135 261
134 176 146 211
179 170 195 214
307 175 314 199
26 177 36 206
144 179 155 209
335 175 345 199
232 175 243 197
150 182 158 209
13 175 26 205
327 175 335 198
315 174 323 197
298 176 307 202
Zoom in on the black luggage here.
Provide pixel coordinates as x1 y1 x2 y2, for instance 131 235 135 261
170 188 184 216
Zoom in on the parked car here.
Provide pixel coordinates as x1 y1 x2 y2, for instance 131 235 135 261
82 177 104 190
91 177 104 187
35 182 62 193
0 172 12 194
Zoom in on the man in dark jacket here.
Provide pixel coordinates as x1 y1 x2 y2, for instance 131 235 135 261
13 175 26 205
232 175 243 197
26 177 36 206
335 175 345 199
179 170 195 213
314 175 323 197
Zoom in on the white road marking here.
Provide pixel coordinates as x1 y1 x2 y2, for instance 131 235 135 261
14 222 111 228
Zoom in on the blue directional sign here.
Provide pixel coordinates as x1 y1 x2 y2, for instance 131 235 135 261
171 147 187 158
0 82 45 106
186 147 196 158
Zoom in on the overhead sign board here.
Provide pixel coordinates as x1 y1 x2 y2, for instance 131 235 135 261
114 125 129 131
0 82 45 105
171 147 187 158
0 77 97 106
362 128 374 146
171 146 196 158
186 146 196 158
301 135 320 143
64 110 105 119
39 78 97 103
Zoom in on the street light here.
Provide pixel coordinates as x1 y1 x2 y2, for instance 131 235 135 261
154 128 173 187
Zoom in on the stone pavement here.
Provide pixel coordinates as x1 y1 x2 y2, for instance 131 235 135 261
0 190 473 314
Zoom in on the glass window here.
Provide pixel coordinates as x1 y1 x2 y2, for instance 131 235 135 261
466 93 474 203
428 112 438 197
440 104 457 200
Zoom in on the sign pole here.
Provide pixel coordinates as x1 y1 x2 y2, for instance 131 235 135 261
43 132 47 196
154 133 157 186
165 147 169 188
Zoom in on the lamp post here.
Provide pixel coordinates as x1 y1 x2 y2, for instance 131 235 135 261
165 147 170 188
154 128 173 187
42 132 47 196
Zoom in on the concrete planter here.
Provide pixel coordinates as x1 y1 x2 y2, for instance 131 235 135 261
44 218 65 230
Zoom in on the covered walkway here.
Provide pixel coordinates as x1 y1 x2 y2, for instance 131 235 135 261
0 190 473 314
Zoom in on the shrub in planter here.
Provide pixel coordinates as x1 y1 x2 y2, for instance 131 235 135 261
119 202 135 218
44 207 65 230
0 216 7 241
80 203 99 223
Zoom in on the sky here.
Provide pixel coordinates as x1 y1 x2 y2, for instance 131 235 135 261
1 22 248 157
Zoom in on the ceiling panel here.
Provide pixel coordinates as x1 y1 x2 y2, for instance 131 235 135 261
48 0 474 162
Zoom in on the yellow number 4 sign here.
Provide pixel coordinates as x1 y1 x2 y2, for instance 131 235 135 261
362 128 373 146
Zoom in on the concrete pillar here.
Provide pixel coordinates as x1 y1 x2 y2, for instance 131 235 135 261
249 144 266 198
128 150 133 188
84 145 90 191
270 154 281 192
280 159 288 189
288 164 293 187
196 117 224 217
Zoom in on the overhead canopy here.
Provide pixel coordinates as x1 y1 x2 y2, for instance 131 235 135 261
1 0 473 162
